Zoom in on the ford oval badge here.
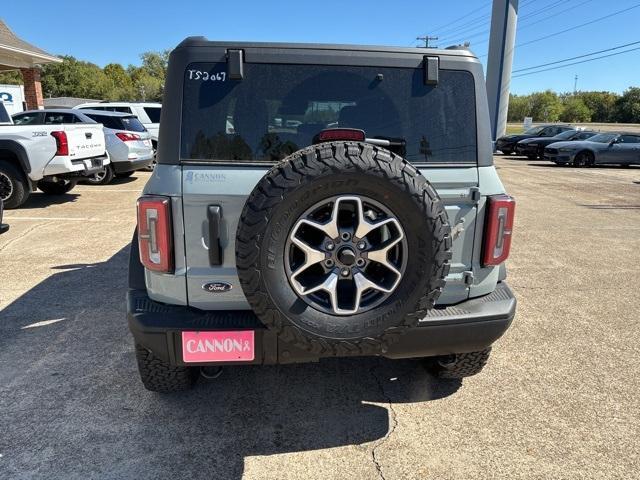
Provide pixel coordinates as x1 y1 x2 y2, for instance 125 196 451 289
202 282 233 293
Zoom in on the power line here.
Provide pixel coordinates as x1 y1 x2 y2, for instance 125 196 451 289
428 1 491 36
439 0 566 45
443 0 593 46
512 45 640 77
513 39 640 73
478 2 640 57
516 3 640 50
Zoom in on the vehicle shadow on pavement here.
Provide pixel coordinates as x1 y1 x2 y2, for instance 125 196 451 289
0 246 460 480
18 192 81 209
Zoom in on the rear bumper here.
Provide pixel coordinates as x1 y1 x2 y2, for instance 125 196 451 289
43 153 110 178
128 283 516 366
112 157 153 173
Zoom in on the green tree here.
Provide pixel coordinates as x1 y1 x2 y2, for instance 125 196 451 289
0 70 22 85
507 94 531 122
103 63 135 100
139 50 170 79
560 96 591 122
578 91 618 123
614 87 640 123
40 55 113 99
528 90 563 122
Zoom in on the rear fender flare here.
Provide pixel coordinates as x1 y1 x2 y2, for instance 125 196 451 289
0 140 31 174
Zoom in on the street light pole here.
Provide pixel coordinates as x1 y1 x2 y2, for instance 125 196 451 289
486 0 519 141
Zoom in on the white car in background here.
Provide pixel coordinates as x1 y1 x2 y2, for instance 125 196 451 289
73 102 161 154
12 109 154 185
1 104 108 208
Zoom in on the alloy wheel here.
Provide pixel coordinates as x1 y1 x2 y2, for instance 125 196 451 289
285 195 407 315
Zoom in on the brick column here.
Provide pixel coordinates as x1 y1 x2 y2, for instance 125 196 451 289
21 68 44 110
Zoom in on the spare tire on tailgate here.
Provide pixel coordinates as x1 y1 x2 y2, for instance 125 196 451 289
236 141 452 355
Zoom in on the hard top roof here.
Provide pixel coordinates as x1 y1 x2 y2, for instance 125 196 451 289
175 37 477 59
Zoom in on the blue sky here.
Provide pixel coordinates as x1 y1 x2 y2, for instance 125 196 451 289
3 0 639 94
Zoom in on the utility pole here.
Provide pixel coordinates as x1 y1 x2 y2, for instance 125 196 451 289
416 35 438 48
574 74 578 94
486 0 519 141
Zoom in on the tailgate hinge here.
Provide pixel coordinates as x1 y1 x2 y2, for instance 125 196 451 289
463 271 474 287
423 56 439 85
226 49 244 80
470 187 481 204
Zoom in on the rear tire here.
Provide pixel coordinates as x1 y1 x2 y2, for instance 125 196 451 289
501 148 512 155
37 179 76 195
135 344 197 393
527 154 537 160
0 160 29 209
83 165 114 185
426 348 491 379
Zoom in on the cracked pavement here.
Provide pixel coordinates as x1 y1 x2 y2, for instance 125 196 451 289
1 160 639 479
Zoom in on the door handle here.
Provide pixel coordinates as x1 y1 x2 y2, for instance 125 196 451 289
207 205 223 265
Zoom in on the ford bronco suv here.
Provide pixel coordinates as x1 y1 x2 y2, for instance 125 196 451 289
128 38 517 393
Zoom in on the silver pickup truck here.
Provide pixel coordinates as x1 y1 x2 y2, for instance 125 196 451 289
0 101 109 208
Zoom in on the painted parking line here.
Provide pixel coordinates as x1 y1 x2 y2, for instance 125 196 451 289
3 216 132 222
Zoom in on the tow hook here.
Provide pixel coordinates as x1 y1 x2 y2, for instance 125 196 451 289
200 366 223 379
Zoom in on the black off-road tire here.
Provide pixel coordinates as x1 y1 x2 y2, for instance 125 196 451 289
527 154 537 160
135 344 197 393
37 179 76 195
500 148 512 155
236 141 452 356
427 348 492 379
0 160 30 209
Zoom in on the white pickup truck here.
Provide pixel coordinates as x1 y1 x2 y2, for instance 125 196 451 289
0 101 109 208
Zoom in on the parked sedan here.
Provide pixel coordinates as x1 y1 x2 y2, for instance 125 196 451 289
0 197 8 234
544 132 640 167
12 109 154 184
496 124 574 155
516 129 597 159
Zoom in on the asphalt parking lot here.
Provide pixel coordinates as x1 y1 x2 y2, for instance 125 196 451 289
1 159 639 480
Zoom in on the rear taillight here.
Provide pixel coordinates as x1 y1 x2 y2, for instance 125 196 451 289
482 194 516 266
116 132 141 142
314 128 366 143
51 131 69 156
137 196 173 273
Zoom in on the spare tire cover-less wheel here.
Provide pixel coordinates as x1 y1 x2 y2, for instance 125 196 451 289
236 142 452 355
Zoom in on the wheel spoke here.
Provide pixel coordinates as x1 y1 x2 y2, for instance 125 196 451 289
292 272 338 310
289 220 327 284
290 236 325 274
366 232 404 277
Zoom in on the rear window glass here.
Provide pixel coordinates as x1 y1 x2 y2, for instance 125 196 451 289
45 112 78 124
12 112 41 125
144 107 161 123
181 63 477 164
85 114 146 132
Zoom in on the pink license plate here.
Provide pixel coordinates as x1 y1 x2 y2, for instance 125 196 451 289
181 331 255 363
